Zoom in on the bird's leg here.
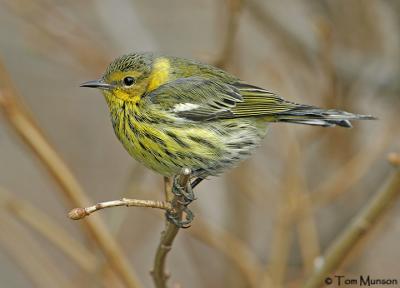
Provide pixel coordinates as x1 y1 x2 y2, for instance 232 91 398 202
172 176 184 197
178 182 196 205
165 209 180 225
172 176 196 205
165 172 196 227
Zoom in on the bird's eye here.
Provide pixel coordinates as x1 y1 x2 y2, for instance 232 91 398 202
123 76 135 87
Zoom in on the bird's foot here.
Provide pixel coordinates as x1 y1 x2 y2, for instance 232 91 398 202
165 172 196 228
172 176 196 205
165 206 194 229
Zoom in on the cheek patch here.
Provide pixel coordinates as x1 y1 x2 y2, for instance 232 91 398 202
147 58 170 92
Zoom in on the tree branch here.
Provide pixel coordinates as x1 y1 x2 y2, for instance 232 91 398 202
68 168 194 288
68 198 172 220
151 169 192 288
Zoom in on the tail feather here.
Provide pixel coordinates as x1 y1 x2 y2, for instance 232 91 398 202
276 106 376 128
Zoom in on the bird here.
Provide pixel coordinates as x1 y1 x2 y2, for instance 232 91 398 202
81 52 374 189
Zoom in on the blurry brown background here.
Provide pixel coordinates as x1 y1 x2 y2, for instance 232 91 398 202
0 0 399 287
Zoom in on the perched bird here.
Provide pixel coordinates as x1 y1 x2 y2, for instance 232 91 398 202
81 52 374 188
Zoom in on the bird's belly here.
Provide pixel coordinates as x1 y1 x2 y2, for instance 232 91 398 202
114 115 268 177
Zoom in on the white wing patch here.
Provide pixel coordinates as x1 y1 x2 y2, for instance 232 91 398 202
172 103 200 112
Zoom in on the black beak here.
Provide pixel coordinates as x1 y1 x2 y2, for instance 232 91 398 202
80 79 114 90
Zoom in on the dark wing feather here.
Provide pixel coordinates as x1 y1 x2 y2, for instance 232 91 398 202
230 82 299 117
147 77 243 120
148 77 299 121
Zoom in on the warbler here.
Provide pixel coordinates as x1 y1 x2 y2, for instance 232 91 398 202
81 52 374 187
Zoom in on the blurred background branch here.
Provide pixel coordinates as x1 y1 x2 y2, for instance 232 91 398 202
0 0 399 287
305 154 400 288
0 59 142 288
0 187 98 273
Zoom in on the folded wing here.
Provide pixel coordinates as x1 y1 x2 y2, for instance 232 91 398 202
148 77 375 127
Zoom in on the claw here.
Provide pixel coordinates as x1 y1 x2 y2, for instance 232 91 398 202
172 176 183 197
165 209 179 223
172 176 196 205
166 170 197 228
183 184 196 202
179 206 194 228
165 207 194 228
177 197 192 206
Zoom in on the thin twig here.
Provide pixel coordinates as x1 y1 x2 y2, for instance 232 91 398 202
0 59 142 288
69 198 172 220
304 153 400 288
164 176 174 202
151 169 192 288
107 164 150 235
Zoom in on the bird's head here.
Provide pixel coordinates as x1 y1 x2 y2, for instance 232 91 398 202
80 53 155 103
